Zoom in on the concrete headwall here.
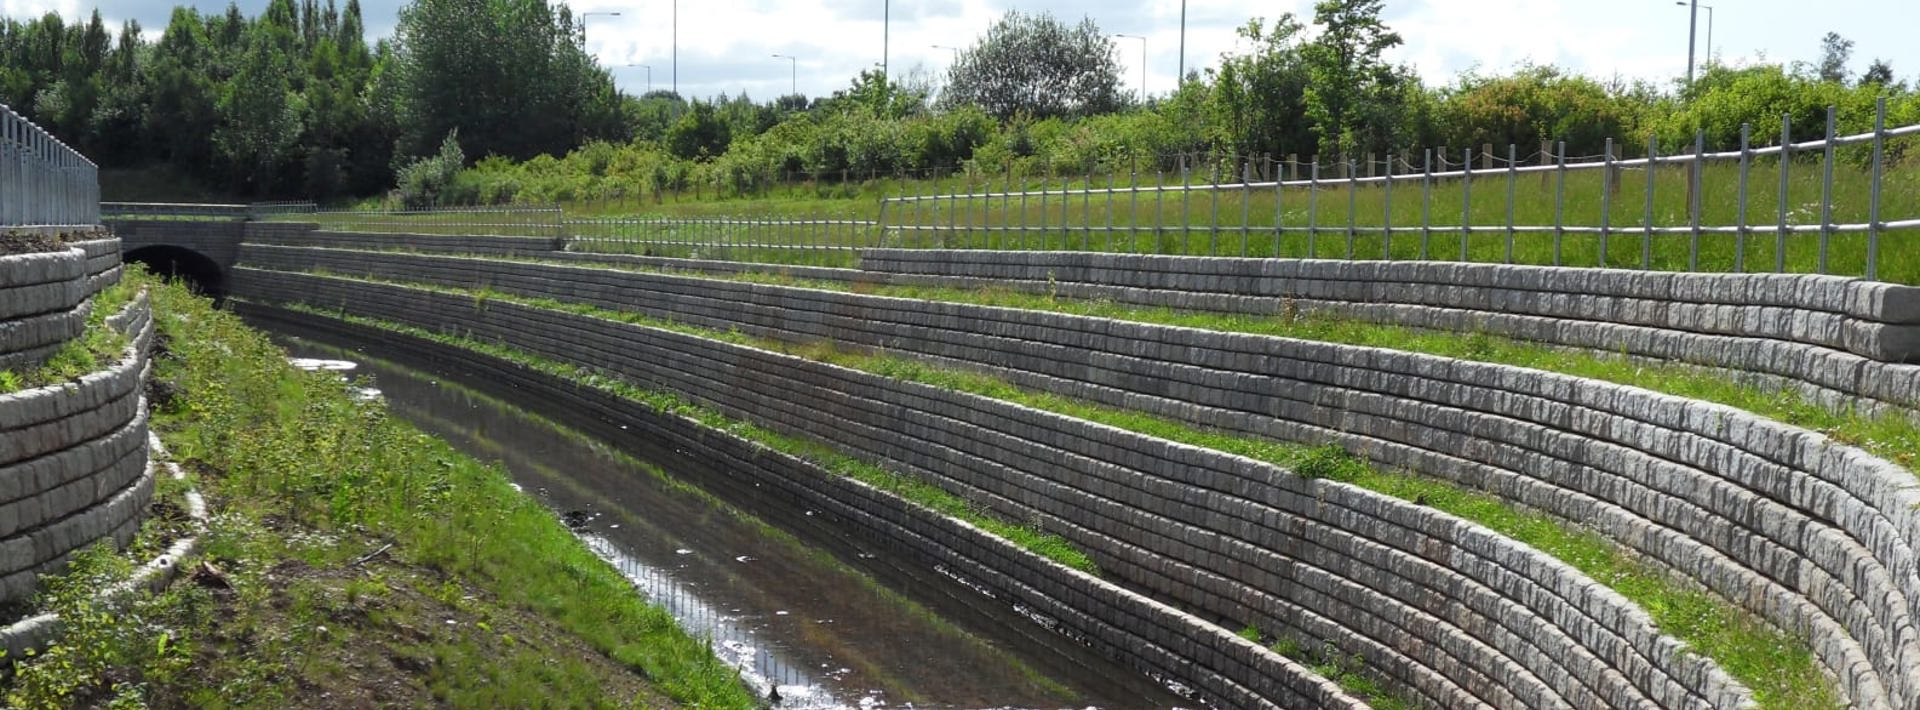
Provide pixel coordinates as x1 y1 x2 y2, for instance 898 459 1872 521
240 245 1920 708
856 250 1920 414
233 266 1753 710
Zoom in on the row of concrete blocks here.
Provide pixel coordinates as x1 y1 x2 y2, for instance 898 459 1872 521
234 301 1366 710
234 267 1754 710
0 237 123 370
0 293 155 606
853 250 1920 413
264 246 1920 709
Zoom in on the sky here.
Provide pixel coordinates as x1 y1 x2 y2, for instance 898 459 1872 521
5 0 1916 101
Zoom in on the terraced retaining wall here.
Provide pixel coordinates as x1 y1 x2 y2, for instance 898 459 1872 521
233 266 1752 710
858 250 1920 415
0 235 120 370
0 290 154 606
240 245 1920 709
235 301 1365 710
240 222 558 256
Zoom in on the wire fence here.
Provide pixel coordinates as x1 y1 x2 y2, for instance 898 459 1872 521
2 102 98 228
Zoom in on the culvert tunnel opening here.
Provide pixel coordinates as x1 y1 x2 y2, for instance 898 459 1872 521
123 245 226 300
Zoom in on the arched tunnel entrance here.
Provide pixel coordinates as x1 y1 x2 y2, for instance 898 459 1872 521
123 245 227 301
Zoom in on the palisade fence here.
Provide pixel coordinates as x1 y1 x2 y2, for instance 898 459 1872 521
1 102 99 228
871 100 1920 282
276 101 1920 283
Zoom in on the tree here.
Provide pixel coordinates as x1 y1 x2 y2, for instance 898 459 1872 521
215 27 303 194
939 10 1121 120
1206 16 1313 160
1861 59 1895 88
1818 32 1853 83
1301 0 1414 157
389 0 624 161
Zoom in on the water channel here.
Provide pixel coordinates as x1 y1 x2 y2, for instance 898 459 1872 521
269 328 1193 710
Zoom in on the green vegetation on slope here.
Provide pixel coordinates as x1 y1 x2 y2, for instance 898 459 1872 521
279 271 1834 707
0 272 758 708
271 299 1097 576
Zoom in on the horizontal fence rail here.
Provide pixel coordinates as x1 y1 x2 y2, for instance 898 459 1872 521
875 101 1920 281
281 206 567 238
2 103 98 228
102 202 252 221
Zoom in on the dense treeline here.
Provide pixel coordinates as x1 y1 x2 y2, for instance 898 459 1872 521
3 0 1915 205
0 0 623 199
450 2 1920 207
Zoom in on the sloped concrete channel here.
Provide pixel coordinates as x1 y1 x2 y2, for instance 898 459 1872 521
268 330 1191 709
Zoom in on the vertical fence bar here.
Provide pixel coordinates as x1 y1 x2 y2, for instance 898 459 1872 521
1061 167 1072 250
1504 143 1517 263
1208 162 1223 255
1552 141 1566 266
1128 158 1141 253
1153 169 1166 254
1777 115 1792 272
1345 158 1358 259
1205 161 1221 255
948 173 960 248
1180 159 1195 254
1735 124 1751 272
1643 137 1657 269
1104 168 1116 252
1272 161 1286 257
1239 162 1252 257
1017 165 1030 250
1082 165 1094 251
1420 149 1433 261
1039 164 1052 249
1868 97 1887 281
1820 105 1837 274
1308 159 1320 257
1689 130 1704 271
1460 148 1473 261
1382 154 1394 259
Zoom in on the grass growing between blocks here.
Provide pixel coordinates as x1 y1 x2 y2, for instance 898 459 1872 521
270 301 1098 577
1 271 759 709
563 254 1920 474
264 272 1835 708
0 277 137 395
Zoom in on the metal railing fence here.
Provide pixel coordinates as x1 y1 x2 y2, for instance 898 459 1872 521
877 100 1920 282
566 216 880 252
289 205 567 238
102 202 252 221
2 102 99 228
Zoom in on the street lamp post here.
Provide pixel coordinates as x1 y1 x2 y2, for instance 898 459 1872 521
882 0 890 82
1673 1 1715 88
1177 0 1186 86
580 11 620 51
770 54 797 96
626 63 651 94
1115 34 1146 100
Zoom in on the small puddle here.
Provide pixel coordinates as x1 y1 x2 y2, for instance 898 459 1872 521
276 332 1194 709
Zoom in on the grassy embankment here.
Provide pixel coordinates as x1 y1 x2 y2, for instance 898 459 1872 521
0 273 758 709
279 270 1837 709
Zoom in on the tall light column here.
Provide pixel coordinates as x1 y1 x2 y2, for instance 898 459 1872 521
1177 0 1186 86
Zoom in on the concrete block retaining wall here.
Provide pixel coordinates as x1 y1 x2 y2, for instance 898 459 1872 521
233 301 1365 710
239 245 1920 708
0 292 154 606
234 267 1752 710
855 250 1920 413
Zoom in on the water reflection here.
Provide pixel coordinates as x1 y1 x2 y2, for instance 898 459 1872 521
279 333 1191 710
